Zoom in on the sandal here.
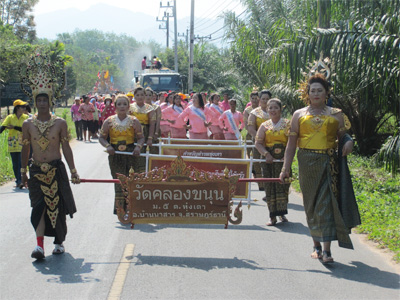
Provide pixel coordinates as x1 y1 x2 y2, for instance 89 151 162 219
266 217 277 226
322 250 334 264
279 216 288 222
52 244 65 255
31 246 45 260
311 246 322 259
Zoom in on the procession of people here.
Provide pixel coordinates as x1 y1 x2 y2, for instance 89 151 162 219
0 52 361 266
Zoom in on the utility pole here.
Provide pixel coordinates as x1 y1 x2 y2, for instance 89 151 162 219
188 0 194 92
173 0 178 72
156 15 167 47
195 34 211 42
159 1 178 71
178 28 189 48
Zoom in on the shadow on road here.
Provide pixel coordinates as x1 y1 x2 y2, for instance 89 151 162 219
135 254 265 271
275 221 311 236
32 253 99 284
115 223 271 233
308 260 399 289
288 202 304 212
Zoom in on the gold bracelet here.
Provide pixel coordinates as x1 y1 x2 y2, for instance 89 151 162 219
21 168 27 174
263 151 269 156
70 168 77 174
148 136 153 140
281 167 286 173
105 143 111 148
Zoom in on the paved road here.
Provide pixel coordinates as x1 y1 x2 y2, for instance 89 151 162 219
0 140 399 300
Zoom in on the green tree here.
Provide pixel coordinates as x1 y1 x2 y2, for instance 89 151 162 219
225 0 400 155
0 0 38 42
0 20 34 82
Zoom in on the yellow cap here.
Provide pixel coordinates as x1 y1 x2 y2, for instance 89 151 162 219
126 92 134 97
13 99 28 106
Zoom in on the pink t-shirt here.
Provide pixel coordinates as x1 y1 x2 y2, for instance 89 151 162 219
220 101 230 112
219 110 244 133
178 106 210 133
70 104 82 121
79 103 95 121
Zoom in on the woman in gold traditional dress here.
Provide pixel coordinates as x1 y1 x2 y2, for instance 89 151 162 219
144 87 161 154
129 86 156 173
255 99 290 226
99 94 145 214
280 74 359 264
247 90 271 191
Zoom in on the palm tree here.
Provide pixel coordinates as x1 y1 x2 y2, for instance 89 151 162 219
224 0 400 156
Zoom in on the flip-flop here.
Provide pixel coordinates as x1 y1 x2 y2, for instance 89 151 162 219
322 250 334 264
311 246 322 259
279 216 289 222
266 218 277 226
52 244 65 255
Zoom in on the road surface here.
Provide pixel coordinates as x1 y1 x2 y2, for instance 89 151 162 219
0 140 399 300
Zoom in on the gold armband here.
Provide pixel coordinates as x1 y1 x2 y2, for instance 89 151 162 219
105 143 111 148
60 136 70 143
338 127 346 132
147 136 153 140
256 137 264 142
248 121 255 126
70 168 77 174
21 168 27 174
263 151 269 157
289 132 298 136
281 167 286 172
21 139 31 146
136 144 143 149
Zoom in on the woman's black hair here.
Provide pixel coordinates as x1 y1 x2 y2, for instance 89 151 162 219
195 93 205 109
165 92 175 103
259 89 272 98
13 105 25 114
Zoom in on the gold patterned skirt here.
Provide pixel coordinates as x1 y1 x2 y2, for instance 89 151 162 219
109 143 136 214
28 159 76 242
261 144 290 217
297 148 353 249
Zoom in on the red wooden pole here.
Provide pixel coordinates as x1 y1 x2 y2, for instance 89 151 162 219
78 178 283 183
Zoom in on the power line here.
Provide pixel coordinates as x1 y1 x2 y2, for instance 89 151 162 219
195 0 241 28
194 0 231 25
206 8 248 37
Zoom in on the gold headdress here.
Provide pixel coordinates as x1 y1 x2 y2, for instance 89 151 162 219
297 53 331 105
20 53 65 107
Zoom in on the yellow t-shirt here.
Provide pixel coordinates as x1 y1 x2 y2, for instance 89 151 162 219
1 113 29 152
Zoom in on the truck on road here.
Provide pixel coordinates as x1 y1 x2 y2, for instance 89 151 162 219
132 69 184 93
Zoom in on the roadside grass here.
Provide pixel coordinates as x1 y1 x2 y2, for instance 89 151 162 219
291 153 400 262
0 134 14 184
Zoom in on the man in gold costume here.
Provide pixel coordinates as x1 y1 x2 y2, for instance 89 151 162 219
20 54 80 260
